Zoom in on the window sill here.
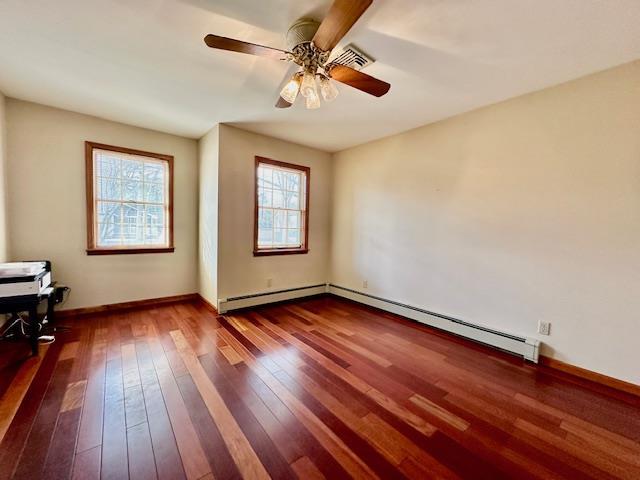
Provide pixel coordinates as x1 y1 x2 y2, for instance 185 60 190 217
87 247 175 255
253 248 309 257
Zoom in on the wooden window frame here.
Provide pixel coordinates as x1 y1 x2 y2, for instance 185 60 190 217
85 141 175 255
254 156 310 256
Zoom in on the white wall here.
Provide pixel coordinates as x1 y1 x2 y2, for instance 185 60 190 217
331 61 640 385
6 100 199 309
198 124 219 306
0 92 8 262
217 124 332 301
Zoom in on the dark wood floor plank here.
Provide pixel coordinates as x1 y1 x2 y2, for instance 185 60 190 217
127 422 157 480
41 408 82 479
210 348 306 464
12 357 73 480
252 311 438 437
76 340 107 453
214 326 377 479
237 363 352 480
0 346 50 444
0 341 63 480
235 314 444 474
72 444 101 480
291 331 351 369
175 373 242 480
0 296 637 480
121 343 142 390
135 341 186 480
101 356 129 480
272 368 410 480
198 352 297 479
146 334 211 480
124 384 147 428
169 330 271 480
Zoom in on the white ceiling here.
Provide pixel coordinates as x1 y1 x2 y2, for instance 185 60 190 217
1 0 639 152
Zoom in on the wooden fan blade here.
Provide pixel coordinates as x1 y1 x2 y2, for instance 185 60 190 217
204 34 288 60
328 64 390 97
312 0 372 52
276 96 293 108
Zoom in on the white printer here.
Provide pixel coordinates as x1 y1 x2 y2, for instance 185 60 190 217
0 262 52 299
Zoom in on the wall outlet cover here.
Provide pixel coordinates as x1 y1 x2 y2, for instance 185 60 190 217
538 321 551 336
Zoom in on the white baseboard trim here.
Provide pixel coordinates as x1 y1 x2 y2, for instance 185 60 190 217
218 284 328 313
328 284 540 363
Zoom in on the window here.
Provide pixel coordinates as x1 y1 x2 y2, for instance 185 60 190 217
85 142 174 255
254 156 309 256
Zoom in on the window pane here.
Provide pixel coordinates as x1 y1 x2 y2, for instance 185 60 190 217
97 201 122 223
145 205 165 227
146 226 166 245
287 211 300 228
258 166 272 188
97 178 121 200
272 190 285 209
122 159 143 180
287 229 300 246
144 162 164 183
123 203 144 226
258 228 273 246
144 183 164 203
258 208 273 229
272 170 286 190
286 173 300 192
274 210 286 228
258 188 272 207
122 180 143 202
98 223 122 246
97 155 121 178
274 228 285 244
123 224 144 244
286 193 300 210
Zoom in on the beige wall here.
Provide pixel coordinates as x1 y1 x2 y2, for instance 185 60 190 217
0 92 7 262
217 124 332 301
6 100 199 309
198 125 219 305
331 61 640 385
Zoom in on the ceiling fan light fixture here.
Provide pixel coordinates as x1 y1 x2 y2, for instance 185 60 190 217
203 0 389 111
319 75 339 102
306 88 321 109
280 72 302 103
300 70 317 98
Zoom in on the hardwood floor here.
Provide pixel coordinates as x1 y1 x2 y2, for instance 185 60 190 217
0 296 638 479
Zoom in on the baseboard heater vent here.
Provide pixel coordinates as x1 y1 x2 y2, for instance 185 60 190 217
218 284 327 313
328 284 540 363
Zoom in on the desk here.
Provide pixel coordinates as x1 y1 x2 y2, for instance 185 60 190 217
0 289 55 356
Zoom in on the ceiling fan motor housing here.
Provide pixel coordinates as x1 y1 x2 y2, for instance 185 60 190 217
286 19 320 50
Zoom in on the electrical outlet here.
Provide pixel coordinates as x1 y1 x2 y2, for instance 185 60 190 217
538 321 551 336
363 280 368 289
266 278 273 288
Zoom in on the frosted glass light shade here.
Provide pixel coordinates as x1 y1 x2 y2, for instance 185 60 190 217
320 76 339 102
300 70 317 98
280 74 301 103
306 89 321 109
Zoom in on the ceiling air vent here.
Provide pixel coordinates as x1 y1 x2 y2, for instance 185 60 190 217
331 44 374 70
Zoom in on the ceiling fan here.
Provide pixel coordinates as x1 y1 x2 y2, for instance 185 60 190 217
203 0 390 110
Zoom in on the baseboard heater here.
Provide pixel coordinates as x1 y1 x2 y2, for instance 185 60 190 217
218 284 327 314
328 284 540 363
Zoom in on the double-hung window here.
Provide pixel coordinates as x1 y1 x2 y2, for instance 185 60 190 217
254 156 309 256
85 142 174 254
